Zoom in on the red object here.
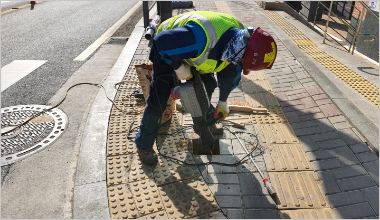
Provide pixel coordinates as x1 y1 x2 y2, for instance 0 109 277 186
262 177 268 183
243 27 277 75
30 1 36 4
170 88 179 100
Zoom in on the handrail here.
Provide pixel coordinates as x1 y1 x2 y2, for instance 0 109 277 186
317 1 357 33
359 1 379 20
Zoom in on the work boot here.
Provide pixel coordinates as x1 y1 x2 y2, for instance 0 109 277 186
137 147 158 165
193 123 224 135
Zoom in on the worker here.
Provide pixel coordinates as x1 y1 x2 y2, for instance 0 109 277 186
135 11 277 165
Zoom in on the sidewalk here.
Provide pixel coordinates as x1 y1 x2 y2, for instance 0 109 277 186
74 1 379 219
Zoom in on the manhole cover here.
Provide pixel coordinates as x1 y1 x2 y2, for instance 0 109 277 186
1 105 67 166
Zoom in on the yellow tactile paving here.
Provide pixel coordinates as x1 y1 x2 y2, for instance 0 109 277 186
279 209 336 219
254 123 299 144
154 152 201 186
158 177 220 218
263 144 312 171
107 133 137 156
244 92 281 107
250 107 288 124
225 111 252 125
156 113 190 155
263 10 379 107
108 184 140 219
129 179 165 216
269 172 329 209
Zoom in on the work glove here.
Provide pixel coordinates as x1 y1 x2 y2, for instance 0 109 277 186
175 63 193 80
214 101 230 120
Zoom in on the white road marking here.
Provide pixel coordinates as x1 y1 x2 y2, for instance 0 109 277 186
1 60 47 92
73 1 143 61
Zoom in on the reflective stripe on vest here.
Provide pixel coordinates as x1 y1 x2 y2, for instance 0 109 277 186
158 12 245 73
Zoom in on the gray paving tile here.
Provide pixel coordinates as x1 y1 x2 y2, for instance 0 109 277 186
215 196 242 208
356 151 379 163
349 143 372 153
362 187 379 216
219 139 233 155
336 175 377 191
339 128 363 145
239 173 267 196
225 209 244 219
244 209 279 219
316 138 347 150
311 131 341 142
242 196 276 209
204 173 240 184
333 202 376 219
362 161 379 185
299 135 319 152
315 171 342 194
330 164 369 179
326 190 367 208
208 184 241 196
310 159 342 171
316 118 336 132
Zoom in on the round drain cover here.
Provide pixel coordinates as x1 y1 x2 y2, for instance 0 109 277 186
1 105 68 166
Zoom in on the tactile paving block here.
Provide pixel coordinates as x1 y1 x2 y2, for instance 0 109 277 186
250 107 288 124
241 80 273 93
129 179 165 217
225 111 252 125
156 114 189 155
263 144 311 171
108 109 144 134
107 133 137 156
254 124 299 144
193 211 226 219
158 177 220 218
107 154 133 186
108 184 140 219
121 59 152 83
107 154 154 186
137 211 168 219
279 209 336 219
154 152 200 186
269 172 329 209
245 92 280 108
129 154 155 183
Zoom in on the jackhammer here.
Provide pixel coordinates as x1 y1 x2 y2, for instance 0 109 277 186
171 67 220 150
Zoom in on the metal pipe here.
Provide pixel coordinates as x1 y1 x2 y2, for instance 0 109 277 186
322 1 334 44
143 1 149 29
351 3 366 55
149 1 156 11
232 130 276 196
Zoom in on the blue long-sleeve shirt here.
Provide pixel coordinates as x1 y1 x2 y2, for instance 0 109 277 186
153 22 242 102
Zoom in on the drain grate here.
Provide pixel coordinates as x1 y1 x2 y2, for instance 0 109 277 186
1 105 67 165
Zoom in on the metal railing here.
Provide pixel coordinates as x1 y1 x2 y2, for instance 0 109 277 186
286 1 378 55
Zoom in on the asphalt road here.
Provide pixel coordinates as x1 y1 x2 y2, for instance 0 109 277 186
1 1 140 107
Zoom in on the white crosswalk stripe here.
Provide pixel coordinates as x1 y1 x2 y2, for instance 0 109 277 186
1 60 47 92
